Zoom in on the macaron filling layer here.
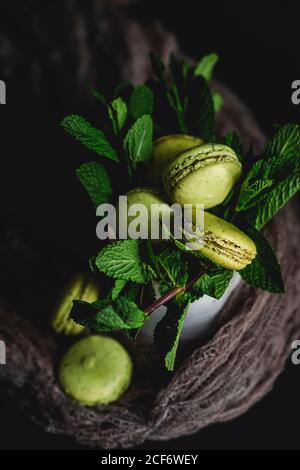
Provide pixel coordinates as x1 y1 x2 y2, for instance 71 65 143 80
204 231 255 265
165 147 240 192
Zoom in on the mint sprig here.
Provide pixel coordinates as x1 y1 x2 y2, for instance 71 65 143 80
235 124 300 228
61 53 300 372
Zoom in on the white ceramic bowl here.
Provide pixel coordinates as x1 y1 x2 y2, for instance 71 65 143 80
141 272 241 342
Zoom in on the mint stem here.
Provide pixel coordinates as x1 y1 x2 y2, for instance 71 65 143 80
144 272 202 315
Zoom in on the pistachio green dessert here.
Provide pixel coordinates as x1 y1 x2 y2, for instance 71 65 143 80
148 134 204 185
190 211 257 270
118 187 172 238
163 143 242 208
51 273 100 335
59 335 133 406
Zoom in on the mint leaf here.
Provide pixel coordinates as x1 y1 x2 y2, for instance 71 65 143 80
185 76 215 140
94 239 147 284
71 297 146 332
190 269 233 301
151 53 189 133
253 171 300 229
150 52 167 85
124 115 153 168
108 97 127 133
158 246 188 288
140 239 161 279
129 85 154 120
236 160 273 212
76 162 112 208
91 90 106 105
61 115 118 161
264 124 300 160
237 179 273 212
240 226 284 293
194 53 219 82
212 92 223 113
221 131 244 161
111 279 127 300
169 54 191 109
154 299 190 371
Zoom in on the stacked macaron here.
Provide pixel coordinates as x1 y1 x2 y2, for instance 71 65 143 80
124 134 256 270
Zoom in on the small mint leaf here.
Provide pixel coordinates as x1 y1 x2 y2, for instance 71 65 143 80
157 246 188 288
108 97 127 134
190 269 233 301
221 131 244 161
61 114 118 161
154 299 190 371
264 124 300 160
111 279 127 300
76 162 112 208
236 179 273 212
150 52 166 85
94 239 147 284
194 53 219 82
240 226 284 293
236 160 274 212
71 297 146 332
124 114 153 168
212 92 223 113
91 90 106 105
186 76 215 141
254 171 300 229
129 85 154 120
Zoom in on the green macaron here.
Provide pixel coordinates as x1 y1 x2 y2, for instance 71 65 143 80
188 211 257 270
50 273 100 335
148 134 204 185
59 335 133 406
118 187 172 239
163 143 242 209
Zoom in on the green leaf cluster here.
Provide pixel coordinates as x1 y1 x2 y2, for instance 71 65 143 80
61 53 300 371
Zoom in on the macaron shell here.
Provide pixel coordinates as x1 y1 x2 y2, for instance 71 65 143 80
169 160 241 208
59 335 133 406
163 143 242 209
200 212 257 270
149 134 204 185
51 273 100 336
118 187 172 240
